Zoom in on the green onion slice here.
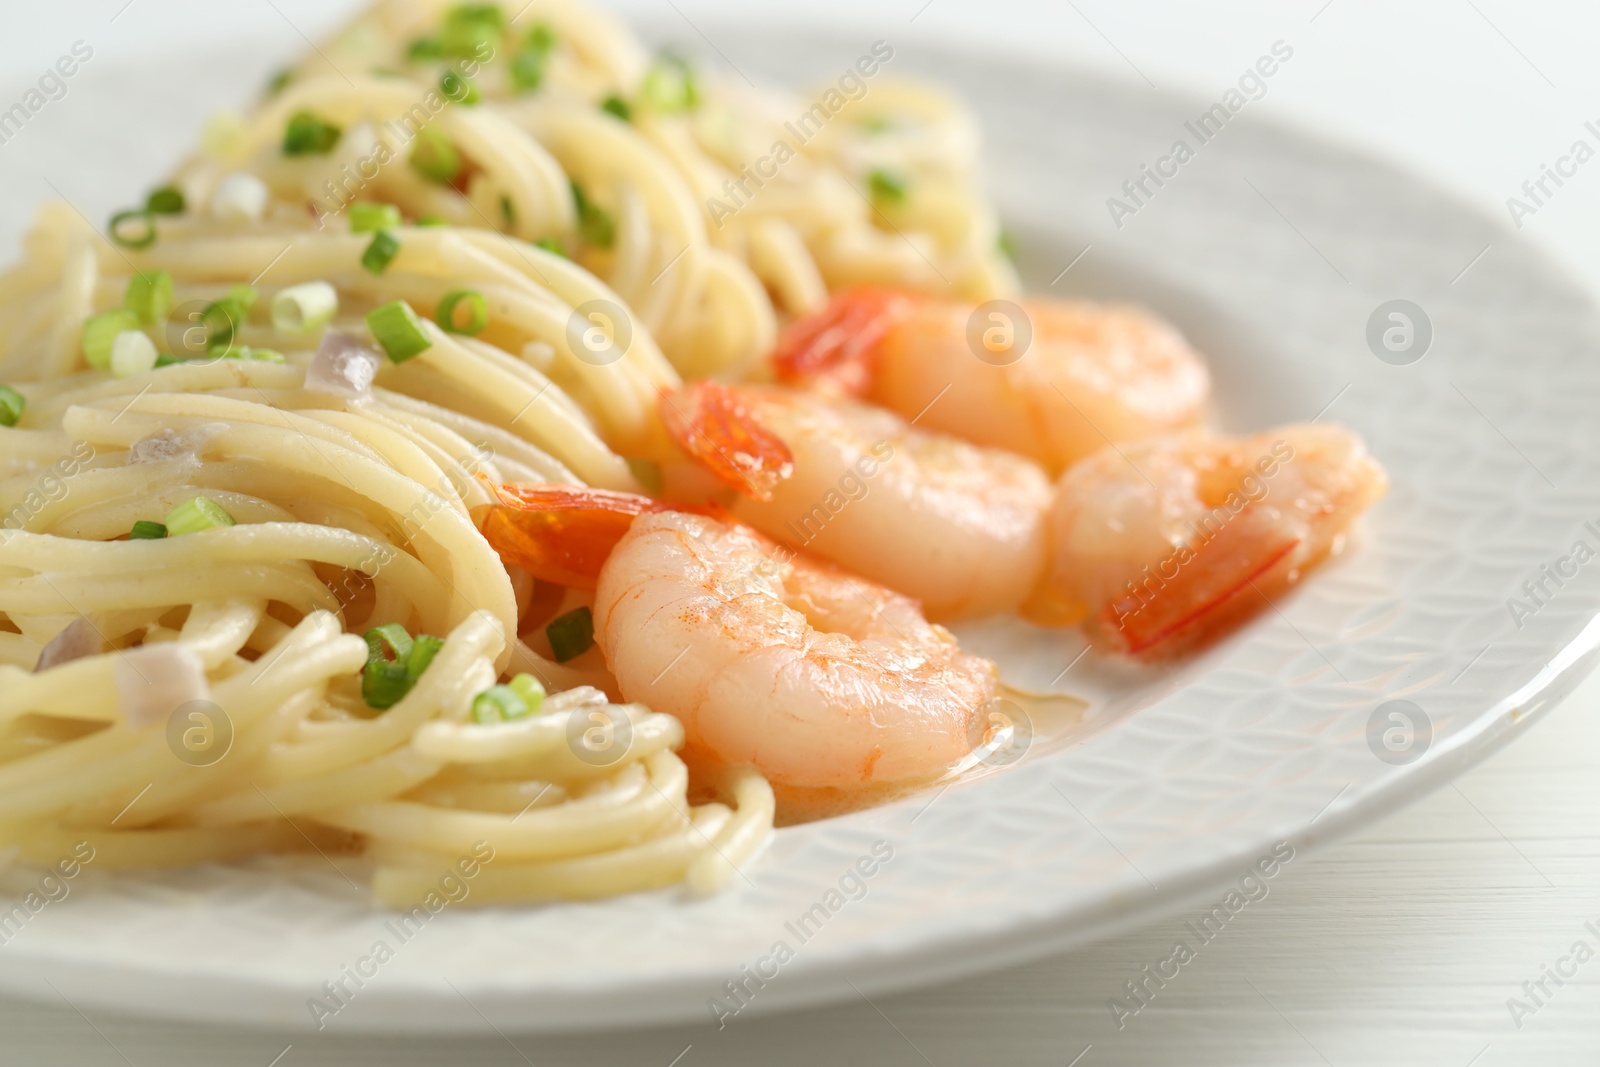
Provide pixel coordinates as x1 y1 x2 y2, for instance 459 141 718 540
407 36 444 62
145 187 186 215
164 496 235 537
440 4 503 57
349 202 402 234
525 23 556 54
270 281 339 334
570 181 615 248
201 286 257 346
364 623 413 664
282 110 342 156
640 54 699 113
533 237 567 258
82 309 141 369
129 520 168 540
123 270 173 326
507 672 545 713
869 169 909 205
359 625 443 711
409 127 462 185
109 209 157 250
626 458 663 494
366 300 433 363
997 229 1018 262
362 660 411 712
470 685 529 724
600 95 631 122
435 289 488 335
406 634 445 682
510 48 545 93
0 385 24 428
441 70 482 105
361 231 401 275
546 606 595 663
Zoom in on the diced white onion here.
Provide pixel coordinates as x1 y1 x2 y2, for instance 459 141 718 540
34 616 102 672
271 281 339 335
306 330 382 397
211 173 269 223
109 330 158 378
113 644 210 728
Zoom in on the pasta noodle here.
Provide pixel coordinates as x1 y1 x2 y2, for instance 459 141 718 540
0 0 1008 904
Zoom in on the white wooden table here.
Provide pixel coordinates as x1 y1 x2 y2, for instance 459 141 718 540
2 1 1597 1062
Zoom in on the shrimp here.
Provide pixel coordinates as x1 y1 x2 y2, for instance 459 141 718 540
773 288 1212 472
660 381 1053 621
480 486 997 809
1027 423 1388 658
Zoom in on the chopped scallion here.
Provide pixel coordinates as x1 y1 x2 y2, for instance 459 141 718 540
416 215 450 227
109 209 157 250
364 623 413 663
510 48 545 93
110 330 159 378
282 110 342 156
362 660 411 711
360 624 440 711
406 634 445 682
123 270 173 326
145 186 186 215
869 168 908 205
441 70 481 105
154 353 187 369
570 181 614 248
435 289 488 335
201 285 257 346
164 496 235 537
129 520 168 540
82 309 141 369
997 229 1017 262
640 54 699 113
366 300 432 363
440 3 504 57
407 36 444 62
349 202 402 234
525 23 556 54
626 458 663 494
409 127 462 185
534 237 567 257
271 281 339 334
471 684 529 724
546 606 594 663
600 94 631 122
265 68 293 96
507 672 545 712
0 385 23 428
361 230 402 275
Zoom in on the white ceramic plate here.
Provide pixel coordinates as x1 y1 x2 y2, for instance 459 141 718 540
4 22 1600 1035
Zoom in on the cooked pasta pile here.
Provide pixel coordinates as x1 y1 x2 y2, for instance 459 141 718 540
0 0 1010 904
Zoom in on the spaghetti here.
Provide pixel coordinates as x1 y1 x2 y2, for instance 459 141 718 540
0 0 1012 904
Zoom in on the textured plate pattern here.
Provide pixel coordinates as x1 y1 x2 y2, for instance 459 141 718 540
2 28 1599 1033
